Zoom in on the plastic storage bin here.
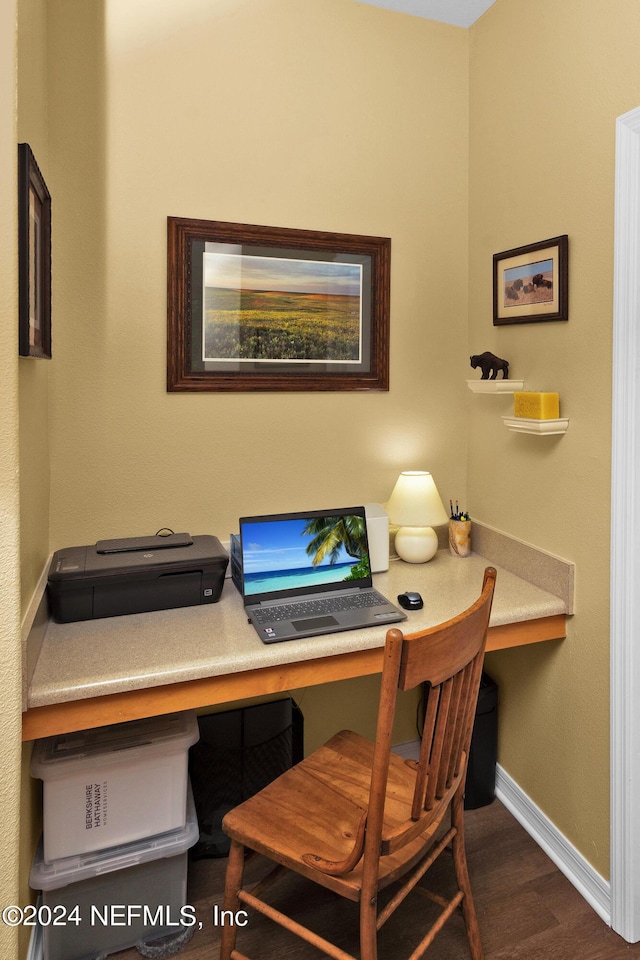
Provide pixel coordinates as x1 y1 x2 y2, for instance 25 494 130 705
31 711 199 862
29 784 199 960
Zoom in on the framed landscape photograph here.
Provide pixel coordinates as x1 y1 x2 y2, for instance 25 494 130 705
493 235 568 326
18 143 52 358
167 218 390 391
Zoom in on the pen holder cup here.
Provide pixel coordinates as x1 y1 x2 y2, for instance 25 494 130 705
449 519 471 558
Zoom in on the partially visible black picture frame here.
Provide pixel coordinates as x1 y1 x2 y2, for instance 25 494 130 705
493 234 568 326
18 143 52 358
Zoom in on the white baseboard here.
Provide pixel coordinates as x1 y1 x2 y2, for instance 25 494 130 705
392 742 611 925
496 764 611 925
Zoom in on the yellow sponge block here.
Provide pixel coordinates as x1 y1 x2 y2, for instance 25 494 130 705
514 392 560 419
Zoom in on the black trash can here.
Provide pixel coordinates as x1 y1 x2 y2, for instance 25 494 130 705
189 697 304 858
464 671 498 810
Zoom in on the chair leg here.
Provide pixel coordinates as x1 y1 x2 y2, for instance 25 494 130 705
359 895 378 960
220 839 246 960
451 793 485 960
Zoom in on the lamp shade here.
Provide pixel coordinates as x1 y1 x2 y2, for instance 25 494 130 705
386 471 449 527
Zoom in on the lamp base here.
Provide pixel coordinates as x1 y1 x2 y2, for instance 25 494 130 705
394 526 439 563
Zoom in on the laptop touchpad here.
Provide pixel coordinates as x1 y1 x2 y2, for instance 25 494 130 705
292 616 339 631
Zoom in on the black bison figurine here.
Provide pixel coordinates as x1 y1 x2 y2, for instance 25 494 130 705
470 351 510 380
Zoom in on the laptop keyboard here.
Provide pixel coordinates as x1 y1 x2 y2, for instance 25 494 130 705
253 591 388 625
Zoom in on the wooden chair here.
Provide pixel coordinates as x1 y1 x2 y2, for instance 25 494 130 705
220 566 497 960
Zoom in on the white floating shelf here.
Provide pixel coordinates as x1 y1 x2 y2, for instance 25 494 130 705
502 416 569 435
467 379 524 394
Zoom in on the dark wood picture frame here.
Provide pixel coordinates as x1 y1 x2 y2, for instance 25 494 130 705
493 235 568 326
18 143 52 358
167 218 390 392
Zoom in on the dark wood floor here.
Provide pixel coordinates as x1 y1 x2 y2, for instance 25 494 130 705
118 800 640 960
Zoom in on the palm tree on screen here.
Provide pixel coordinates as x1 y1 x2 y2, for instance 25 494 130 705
302 515 367 567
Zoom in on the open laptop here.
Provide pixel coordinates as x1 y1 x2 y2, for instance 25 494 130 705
240 506 406 643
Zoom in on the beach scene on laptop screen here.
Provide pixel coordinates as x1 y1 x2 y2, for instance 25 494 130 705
242 513 371 597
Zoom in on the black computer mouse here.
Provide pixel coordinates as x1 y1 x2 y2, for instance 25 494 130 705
397 591 423 610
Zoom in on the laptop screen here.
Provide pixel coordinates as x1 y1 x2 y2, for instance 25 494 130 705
240 507 372 604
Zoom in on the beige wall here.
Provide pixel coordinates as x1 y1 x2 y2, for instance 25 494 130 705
1 0 26 955
18 0 51 614
16 2 52 955
46 0 470 555
43 0 469 754
470 0 640 878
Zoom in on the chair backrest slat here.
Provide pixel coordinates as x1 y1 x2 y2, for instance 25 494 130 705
427 677 453 809
444 669 466 790
450 661 474 781
411 683 439 819
365 567 497 867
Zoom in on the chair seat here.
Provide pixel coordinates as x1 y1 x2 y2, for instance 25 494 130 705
222 729 448 902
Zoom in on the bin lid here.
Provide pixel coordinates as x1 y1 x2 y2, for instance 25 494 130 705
30 783 198 890
30 711 199 780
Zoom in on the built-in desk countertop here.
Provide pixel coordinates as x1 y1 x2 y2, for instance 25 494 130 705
23 547 570 742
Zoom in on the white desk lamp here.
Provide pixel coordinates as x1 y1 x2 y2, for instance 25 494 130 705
386 471 449 563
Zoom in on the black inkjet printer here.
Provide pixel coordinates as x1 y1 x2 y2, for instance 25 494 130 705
47 532 229 623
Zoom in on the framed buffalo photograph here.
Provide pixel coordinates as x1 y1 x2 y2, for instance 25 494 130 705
18 143 52 358
167 218 390 392
493 235 568 326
